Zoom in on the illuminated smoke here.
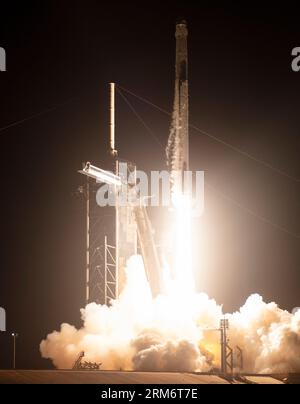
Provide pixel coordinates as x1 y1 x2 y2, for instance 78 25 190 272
166 96 179 174
40 255 300 373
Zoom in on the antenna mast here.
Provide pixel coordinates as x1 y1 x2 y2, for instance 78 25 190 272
109 83 117 157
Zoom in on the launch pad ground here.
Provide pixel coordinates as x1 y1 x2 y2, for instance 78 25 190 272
0 370 297 384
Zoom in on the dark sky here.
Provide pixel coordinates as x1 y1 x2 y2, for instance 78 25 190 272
0 1 299 369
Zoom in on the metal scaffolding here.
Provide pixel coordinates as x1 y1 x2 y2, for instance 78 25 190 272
82 178 106 305
104 236 117 305
79 177 117 306
220 318 233 376
79 80 164 304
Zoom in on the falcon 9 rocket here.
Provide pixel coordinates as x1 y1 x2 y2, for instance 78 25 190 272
167 20 189 185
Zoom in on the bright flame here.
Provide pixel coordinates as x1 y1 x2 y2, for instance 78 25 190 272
171 190 194 293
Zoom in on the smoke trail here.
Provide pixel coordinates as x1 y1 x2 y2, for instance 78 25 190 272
166 85 182 177
40 256 300 373
166 100 178 172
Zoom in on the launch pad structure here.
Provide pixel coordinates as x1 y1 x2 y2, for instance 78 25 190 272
77 20 244 378
79 84 163 304
79 20 190 306
77 20 243 378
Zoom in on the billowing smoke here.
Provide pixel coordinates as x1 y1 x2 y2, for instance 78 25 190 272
132 335 208 372
40 255 300 373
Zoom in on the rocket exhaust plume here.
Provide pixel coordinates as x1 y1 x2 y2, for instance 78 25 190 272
40 256 300 373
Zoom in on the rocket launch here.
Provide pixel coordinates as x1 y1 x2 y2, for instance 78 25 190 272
167 20 189 184
40 20 300 376
166 20 194 291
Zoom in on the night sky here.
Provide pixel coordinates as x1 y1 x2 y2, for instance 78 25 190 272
0 1 299 369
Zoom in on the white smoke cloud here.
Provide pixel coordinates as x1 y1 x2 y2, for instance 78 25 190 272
132 336 208 372
40 256 300 373
228 295 300 373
